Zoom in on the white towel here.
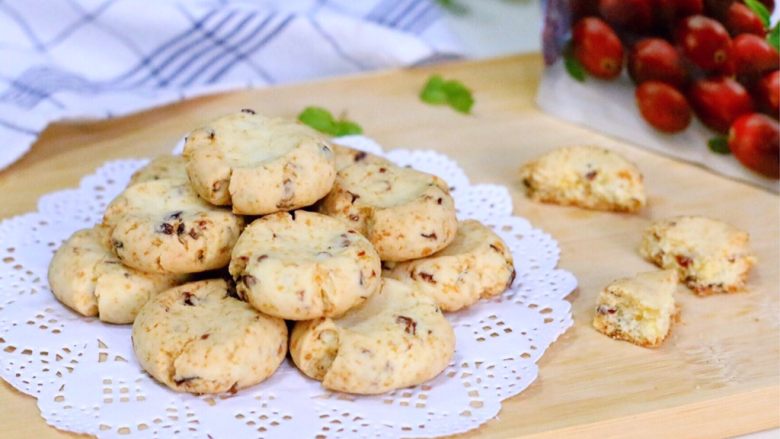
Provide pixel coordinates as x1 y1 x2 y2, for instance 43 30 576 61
0 0 461 169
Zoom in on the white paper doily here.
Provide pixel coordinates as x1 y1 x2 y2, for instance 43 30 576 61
0 135 576 438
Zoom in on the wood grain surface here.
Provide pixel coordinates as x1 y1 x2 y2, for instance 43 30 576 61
0 54 778 438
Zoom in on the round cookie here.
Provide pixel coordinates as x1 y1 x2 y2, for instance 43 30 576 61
129 155 188 186
319 163 458 262
229 211 381 320
332 143 391 171
290 278 455 394
101 179 245 274
132 279 288 394
48 228 186 324
385 220 515 312
183 111 336 214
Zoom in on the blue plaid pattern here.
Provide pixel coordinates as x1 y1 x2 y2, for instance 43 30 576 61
0 0 460 169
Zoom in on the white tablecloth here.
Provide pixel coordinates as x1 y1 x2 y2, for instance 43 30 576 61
0 0 461 169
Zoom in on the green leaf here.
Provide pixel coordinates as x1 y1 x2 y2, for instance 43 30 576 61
708 136 731 155
420 75 475 114
768 23 780 51
744 0 771 27
298 106 362 136
447 89 475 113
420 75 448 104
441 81 474 113
563 41 586 82
298 106 336 134
333 120 363 136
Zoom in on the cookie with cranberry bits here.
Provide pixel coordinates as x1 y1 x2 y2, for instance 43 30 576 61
48 228 186 324
183 111 336 214
519 146 646 212
319 163 458 262
290 278 455 394
385 220 515 312
332 143 391 171
101 179 244 274
132 279 288 394
129 155 189 186
592 270 679 348
639 216 756 295
229 211 381 320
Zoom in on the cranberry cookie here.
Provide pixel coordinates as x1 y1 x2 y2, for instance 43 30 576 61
290 278 455 394
319 163 458 262
593 270 678 348
48 228 186 324
385 220 515 312
132 279 287 394
229 211 381 320
101 179 244 274
183 111 336 215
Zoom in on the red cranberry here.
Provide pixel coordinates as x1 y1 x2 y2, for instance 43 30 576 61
676 15 733 73
636 81 693 132
728 113 780 178
629 38 687 87
725 3 766 36
690 77 754 132
573 17 624 80
754 70 780 117
732 34 779 77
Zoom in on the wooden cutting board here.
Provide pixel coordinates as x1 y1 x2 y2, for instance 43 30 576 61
0 54 777 438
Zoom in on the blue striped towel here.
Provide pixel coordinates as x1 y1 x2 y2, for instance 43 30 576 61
0 0 461 169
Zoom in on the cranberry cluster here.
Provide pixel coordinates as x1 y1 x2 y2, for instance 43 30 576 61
570 0 779 179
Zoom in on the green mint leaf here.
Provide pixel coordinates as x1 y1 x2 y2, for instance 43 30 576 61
441 80 474 113
445 87 475 113
768 23 780 51
563 41 586 82
420 75 449 104
708 136 731 155
298 106 362 137
298 106 336 134
420 75 475 114
333 120 363 136
744 0 771 27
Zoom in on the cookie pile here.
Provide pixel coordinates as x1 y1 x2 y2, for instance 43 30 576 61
47 110 516 395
